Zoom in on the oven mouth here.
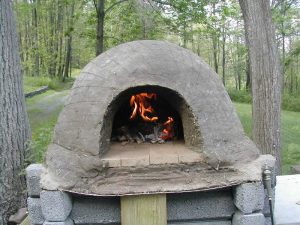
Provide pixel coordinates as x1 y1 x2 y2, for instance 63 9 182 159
102 87 204 167
99 85 204 158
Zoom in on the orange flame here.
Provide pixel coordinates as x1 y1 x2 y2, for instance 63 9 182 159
129 93 158 122
160 117 174 140
129 93 175 141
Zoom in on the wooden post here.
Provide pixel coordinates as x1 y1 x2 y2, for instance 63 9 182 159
121 194 167 225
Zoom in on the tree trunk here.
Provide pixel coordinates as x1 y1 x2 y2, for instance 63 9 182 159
96 0 105 56
56 0 64 78
245 54 251 91
0 1 31 224
48 3 57 76
239 0 282 174
237 39 242 90
222 27 226 86
32 0 39 76
63 1 75 81
183 21 187 48
212 33 219 74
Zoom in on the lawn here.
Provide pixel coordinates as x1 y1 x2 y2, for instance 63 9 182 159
234 103 300 174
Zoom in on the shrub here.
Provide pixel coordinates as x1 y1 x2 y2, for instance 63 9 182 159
24 75 75 93
282 95 300 112
228 89 300 112
227 89 252 104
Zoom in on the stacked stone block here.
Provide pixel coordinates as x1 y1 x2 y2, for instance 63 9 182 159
232 182 265 225
26 164 44 225
40 191 73 225
26 164 74 225
26 163 274 225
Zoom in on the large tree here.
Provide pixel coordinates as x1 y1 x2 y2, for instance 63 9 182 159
0 0 31 224
239 0 282 174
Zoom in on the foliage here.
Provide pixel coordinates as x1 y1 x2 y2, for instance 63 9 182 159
282 94 300 112
227 89 252 103
24 76 52 93
14 0 300 97
24 75 75 93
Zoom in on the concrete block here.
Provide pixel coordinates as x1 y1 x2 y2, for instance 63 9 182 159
167 190 235 221
27 197 44 225
43 218 74 225
168 221 231 225
70 195 120 224
232 211 265 225
26 164 44 197
40 191 72 222
233 182 264 214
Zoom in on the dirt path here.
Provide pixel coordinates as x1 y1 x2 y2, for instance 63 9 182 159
26 90 69 129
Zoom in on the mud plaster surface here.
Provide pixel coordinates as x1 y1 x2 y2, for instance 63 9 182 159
41 40 267 195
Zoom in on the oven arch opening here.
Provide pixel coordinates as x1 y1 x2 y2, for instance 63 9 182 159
99 85 203 157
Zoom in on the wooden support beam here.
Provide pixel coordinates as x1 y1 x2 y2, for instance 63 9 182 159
121 194 167 225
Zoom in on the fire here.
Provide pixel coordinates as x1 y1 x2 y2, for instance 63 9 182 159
129 93 158 122
129 92 174 141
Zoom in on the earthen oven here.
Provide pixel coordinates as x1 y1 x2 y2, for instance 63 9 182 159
27 41 276 225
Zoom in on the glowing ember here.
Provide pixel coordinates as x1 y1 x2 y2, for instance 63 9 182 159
160 117 174 140
129 93 174 141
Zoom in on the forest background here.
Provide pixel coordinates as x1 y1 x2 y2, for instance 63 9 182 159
14 0 300 110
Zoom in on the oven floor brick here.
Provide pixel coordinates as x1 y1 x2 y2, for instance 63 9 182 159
102 142 204 167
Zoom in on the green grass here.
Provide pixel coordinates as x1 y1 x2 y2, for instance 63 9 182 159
234 102 300 175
